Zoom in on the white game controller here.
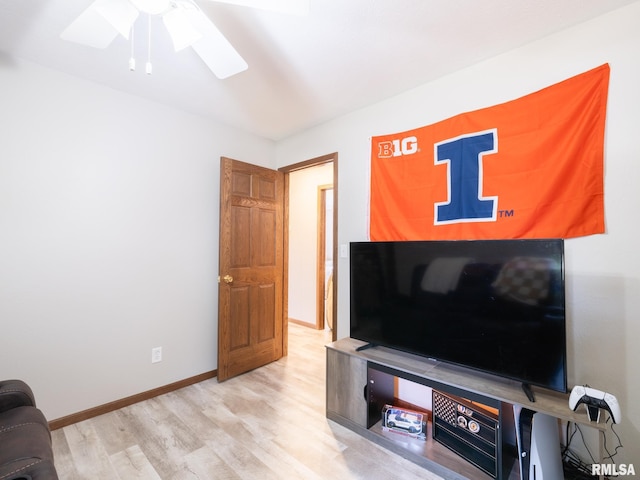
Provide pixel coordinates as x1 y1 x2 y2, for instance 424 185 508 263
569 385 621 424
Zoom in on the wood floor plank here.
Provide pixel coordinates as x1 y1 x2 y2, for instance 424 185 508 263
89 409 138 456
109 445 162 479
51 429 83 480
204 436 282 480
61 421 120 478
118 401 205 479
52 324 446 479
179 446 242 480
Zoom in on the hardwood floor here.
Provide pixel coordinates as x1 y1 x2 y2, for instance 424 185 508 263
52 324 445 479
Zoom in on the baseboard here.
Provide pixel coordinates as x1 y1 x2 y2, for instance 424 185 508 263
288 317 320 329
48 370 217 431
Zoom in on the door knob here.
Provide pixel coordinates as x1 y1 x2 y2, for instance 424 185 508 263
222 274 234 284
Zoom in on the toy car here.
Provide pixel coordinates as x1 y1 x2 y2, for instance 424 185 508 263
382 405 426 438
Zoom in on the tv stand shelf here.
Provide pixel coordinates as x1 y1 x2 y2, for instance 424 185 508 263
326 337 606 480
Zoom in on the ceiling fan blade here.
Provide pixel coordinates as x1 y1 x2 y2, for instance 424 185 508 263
206 0 309 16
61 0 138 48
185 8 248 79
163 6 203 51
130 0 172 15
94 0 139 39
61 1 119 48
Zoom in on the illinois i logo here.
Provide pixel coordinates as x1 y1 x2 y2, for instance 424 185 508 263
434 129 498 225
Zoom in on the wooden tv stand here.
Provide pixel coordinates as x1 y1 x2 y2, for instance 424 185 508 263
326 337 606 480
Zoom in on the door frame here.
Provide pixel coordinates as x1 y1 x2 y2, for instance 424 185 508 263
279 152 338 354
316 183 333 331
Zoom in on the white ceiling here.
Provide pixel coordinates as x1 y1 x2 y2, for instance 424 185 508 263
0 0 637 140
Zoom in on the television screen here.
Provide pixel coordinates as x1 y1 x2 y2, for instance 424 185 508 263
350 239 567 394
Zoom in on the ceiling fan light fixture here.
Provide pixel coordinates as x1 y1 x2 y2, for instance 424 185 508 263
62 0 288 79
163 7 203 51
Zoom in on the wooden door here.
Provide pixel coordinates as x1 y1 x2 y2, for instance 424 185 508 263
218 157 284 381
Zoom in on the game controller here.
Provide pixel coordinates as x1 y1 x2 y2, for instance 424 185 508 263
569 385 621 424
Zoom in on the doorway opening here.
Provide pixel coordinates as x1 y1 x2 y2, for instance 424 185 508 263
280 153 338 349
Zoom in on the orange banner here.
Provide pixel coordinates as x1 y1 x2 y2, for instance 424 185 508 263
370 64 610 241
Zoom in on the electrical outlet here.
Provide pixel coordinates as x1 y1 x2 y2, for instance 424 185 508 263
151 347 162 364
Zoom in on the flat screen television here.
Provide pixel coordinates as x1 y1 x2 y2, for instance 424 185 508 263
350 239 567 398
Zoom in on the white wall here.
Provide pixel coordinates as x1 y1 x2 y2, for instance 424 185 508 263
277 3 640 464
0 58 275 420
288 163 333 325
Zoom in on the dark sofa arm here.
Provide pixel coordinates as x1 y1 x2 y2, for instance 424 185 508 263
0 380 36 413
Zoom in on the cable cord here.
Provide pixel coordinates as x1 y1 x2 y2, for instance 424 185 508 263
603 419 624 462
562 419 624 479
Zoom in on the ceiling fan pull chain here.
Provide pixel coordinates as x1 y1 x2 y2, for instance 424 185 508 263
146 13 153 75
129 23 136 71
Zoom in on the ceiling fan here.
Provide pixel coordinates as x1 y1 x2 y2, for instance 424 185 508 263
60 0 309 79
